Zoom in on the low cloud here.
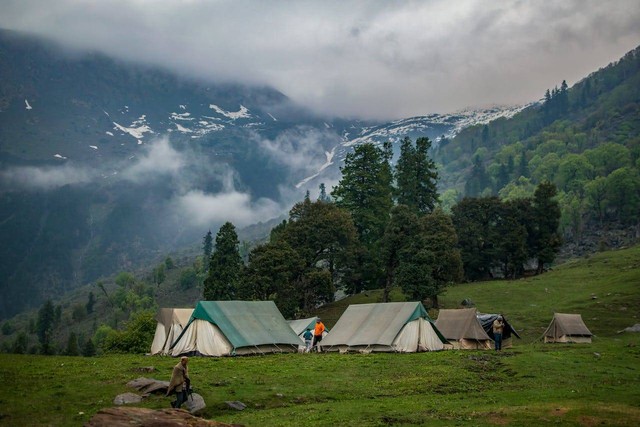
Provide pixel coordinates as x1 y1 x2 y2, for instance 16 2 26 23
255 127 341 176
123 136 185 183
174 189 283 228
1 1 638 119
0 163 93 190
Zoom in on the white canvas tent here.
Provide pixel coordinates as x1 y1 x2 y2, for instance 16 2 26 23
319 302 446 353
543 313 593 343
170 301 304 356
288 317 319 337
435 308 493 350
150 308 193 355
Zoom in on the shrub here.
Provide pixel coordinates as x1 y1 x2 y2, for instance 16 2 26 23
102 310 156 354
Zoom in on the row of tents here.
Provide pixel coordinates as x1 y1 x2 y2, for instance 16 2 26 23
150 301 593 357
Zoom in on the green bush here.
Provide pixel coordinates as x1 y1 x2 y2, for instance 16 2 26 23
102 310 156 354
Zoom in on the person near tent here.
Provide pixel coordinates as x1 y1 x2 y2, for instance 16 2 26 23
312 318 326 351
492 315 505 350
303 327 314 353
167 356 190 408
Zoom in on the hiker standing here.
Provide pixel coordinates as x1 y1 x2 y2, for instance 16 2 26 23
167 356 190 408
492 316 505 351
312 318 326 352
303 327 314 353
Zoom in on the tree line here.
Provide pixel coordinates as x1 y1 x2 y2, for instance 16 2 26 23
203 138 562 318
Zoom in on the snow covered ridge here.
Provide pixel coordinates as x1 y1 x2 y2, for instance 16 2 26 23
437 104 532 138
296 104 530 189
344 104 529 147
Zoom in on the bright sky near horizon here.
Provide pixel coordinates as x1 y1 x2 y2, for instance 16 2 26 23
1 0 639 119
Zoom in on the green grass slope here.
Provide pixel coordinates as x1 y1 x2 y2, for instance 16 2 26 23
438 245 640 340
1 246 639 426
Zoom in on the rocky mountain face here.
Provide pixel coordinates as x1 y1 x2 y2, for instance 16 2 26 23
0 29 523 318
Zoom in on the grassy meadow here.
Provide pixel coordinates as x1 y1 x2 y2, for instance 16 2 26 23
1 246 639 426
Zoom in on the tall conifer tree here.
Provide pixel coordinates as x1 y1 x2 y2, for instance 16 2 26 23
332 143 393 291
203 222 243 300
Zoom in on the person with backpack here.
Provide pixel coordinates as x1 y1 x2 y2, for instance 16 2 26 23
167 356 190 408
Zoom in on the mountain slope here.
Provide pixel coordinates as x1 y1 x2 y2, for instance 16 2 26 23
0 29 523 319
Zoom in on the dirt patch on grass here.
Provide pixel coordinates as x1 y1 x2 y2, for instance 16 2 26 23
551 407 569 416
486 411 509 425
578 415 603 426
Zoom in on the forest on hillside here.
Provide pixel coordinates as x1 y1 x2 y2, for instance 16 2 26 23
435 45 640 245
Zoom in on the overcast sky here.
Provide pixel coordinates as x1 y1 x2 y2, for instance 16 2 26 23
1 0 639 120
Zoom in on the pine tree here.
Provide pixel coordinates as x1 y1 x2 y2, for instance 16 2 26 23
318 183 330 202
332 143 393 291
395 137 417 208
203 222 243 300
202 230 213 271
531 181 562 273
417 209 463 307
380 205 419 302
559 80 569 114
394 136 439 214
333 143 393 247
82 338 96 357
465 156 491 197
65 332 80 356
85 291 95 314
36 299 55 355
414 137 439 214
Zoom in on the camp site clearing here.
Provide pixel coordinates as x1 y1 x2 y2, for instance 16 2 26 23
1 246 639 426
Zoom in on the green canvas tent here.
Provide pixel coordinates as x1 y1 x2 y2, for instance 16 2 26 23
319 302 447 353
150 308 194 355
170 301 304 356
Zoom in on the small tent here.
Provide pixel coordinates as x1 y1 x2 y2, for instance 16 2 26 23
477 313 521 348
170 301 304 356
150 308 194 355
435 308 493 349
319 302 447 353
543 313 593 343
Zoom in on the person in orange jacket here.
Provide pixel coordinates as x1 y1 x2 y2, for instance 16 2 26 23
312 318 326 351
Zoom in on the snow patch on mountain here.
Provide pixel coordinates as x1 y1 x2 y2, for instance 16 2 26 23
113 115 153 140
295 146 337 188
171 112 194 121
209 104 251 120
174 123 191 133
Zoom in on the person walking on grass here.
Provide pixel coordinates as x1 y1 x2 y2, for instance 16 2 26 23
303 327 314 353
312 318 326 352
167 356 190 408
493 315 505 351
